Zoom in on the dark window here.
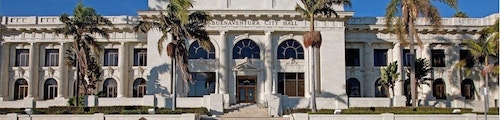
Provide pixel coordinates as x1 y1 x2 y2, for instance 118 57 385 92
277 40 304 59
44 79 58 100
188 41 215 59
431 50 445 67
133 78 146 97
375 79 388 97
346 78 360 97
433 79 446 99
14 79 28 100
104 49 118 66
461 79 475 99
15 49 29 67
133 49 147 66
188 72 216 97
374 49 388 66
346 49 360 66
233 39 260 59
45 49 59 66
277 73 304 97
403 49 413 66
103 78 117 98
460 50 474 67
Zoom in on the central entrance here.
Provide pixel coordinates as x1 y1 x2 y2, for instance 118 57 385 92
236 76 257 103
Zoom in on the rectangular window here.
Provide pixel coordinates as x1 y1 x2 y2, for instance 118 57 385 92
374 49 388 66
107 85 117 98
47 85 57 99
431 50 445 67
18 85 28 100
188 72 216 97
45 49 59 66
133 49 147 66
402 49 415 67
15 49 30 67
104 49 118 66
346 49 360 66
277 73 304 97
460 50 474 67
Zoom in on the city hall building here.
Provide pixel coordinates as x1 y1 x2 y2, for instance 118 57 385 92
0 0 498 114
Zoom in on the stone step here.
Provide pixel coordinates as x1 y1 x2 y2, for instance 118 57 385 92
219 117 288 120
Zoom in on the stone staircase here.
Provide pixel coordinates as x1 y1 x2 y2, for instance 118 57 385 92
214 103 287 120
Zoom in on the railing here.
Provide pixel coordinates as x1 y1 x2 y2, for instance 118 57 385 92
347 14 498 26
2 16 140 25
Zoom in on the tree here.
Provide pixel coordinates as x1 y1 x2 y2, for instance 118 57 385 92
404 58 432 105
55 2 113 106
295 0 351 112
379 61 400 98
453 11 469 18
385 0 457 107
458 20 498 115
134 0 211 110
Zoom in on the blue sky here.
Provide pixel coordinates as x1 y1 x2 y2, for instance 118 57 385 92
0 0 498 18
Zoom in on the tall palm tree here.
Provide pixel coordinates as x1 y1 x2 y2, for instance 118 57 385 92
295 0 351 112
453 11 469 18
55 2 113 106
134 0 211 110
385 0 457 107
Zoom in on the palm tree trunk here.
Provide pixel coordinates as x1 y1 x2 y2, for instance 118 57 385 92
409 19 417 107
75 43 80 106
172 49 177 111
309 13 317 113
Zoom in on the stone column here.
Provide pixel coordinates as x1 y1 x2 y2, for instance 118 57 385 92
117 42 128 97
0 42 10 100
363 42 374 96
422 43 431 61
27 42 39 98
264 31 273 94
218 31 228 94
393 43 404 96
57 42 66 98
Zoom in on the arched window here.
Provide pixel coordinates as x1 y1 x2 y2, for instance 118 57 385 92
14 79 28 100
133 78 146 97
277 40 304 59
346 78 360 97
188 41 215 59
44 79 58 100
461 79 475 99
375 79 388 97
433 79 446 99
233 39 260 59
103 78 117 98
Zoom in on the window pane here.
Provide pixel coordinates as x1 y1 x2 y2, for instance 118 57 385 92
187 72 216 97
277 40 304 59
374 49 388 66
233 39 260 59
134 49 147 66
188 41 215 59
16 49 30 67
346 49 360 66
45 49 59 66
460 50 474 67
104 49 118 66
431 50 445 67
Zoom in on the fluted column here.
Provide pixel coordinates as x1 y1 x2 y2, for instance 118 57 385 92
27 42 39 98
0 42 10 100
57 42 66 98
117 42 128 97
393 43 403 96
264 31 273 94
218 31 228 94
363 42 374 96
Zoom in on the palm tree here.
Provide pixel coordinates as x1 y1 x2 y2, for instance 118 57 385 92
458 20 498 114
295 0 351 112
55 2 113 106
134 0 211 110
385 0 457 107
453 11 469 18
379 61 400 98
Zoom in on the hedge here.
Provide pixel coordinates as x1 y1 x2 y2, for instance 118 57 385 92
0 106 207 115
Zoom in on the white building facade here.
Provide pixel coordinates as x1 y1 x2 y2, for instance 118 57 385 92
0 0 498 114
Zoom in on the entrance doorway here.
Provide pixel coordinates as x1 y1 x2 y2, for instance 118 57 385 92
236 76 257 103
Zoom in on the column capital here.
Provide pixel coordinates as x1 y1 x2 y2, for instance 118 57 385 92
219 30 227 35
264 31 273 35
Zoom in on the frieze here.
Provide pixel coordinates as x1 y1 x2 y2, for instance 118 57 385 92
209 19 301 27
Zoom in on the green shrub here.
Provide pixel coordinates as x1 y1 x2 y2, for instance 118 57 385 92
67 96 84 106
